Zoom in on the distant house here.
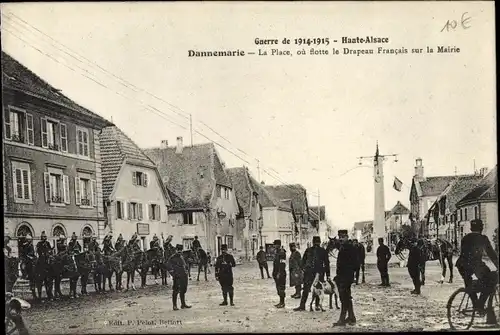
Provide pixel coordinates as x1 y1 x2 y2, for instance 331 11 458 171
309 206 331 243
264 184 310 248
2 51 113 255
144 137 240 257
385 201 411 244
455 166 497 245
99 126 172 250
226 166 262 260
353 220 372 245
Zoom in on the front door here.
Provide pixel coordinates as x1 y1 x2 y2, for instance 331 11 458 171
216 236 222 256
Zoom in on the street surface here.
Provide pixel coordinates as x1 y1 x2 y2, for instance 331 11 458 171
14 257 500 333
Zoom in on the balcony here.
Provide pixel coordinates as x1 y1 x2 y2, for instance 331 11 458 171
81 198 91 206
51 196 63 204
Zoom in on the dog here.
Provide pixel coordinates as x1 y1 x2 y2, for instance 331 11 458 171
309 273 340 312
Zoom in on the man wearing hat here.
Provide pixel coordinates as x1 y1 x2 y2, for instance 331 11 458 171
256 246 271 279
272 239 287 308
56 235 68 254
353 239 366 285
215 244 236 306
87 233 100 253
150 234 161 250
333 229 358 326
407 238 425 295
36 231 53 257
191 235 201 252
103 233 115 255
68 232 82 255
19 235 36 279
289 242 303 299
294 236 330 311
456 219 498 322
166 244 192 310
115 234 126 251
376 237 391 287
163 234 176 263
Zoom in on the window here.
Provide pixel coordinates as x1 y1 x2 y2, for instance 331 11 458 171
132 171 148 187
4 107 34 145
182 212 194 225
16 224 33 238
474 206 478 219
149 204 161 221
460 209 463 221
76 127 89 157
224 188 230 200
464 208 468 221
44 169 70 205
116 201 124 219
52 225 65 238
60 124 68 152
182 238 194 250
128 202 143 220
75 176 96 207
217 185 222 198
82 226 92 237
12 161 32 203
226 235 234 249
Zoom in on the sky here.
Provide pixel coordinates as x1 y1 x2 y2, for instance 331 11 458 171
1 2 496 230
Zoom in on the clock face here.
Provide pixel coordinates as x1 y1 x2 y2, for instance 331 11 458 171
375 176 381 183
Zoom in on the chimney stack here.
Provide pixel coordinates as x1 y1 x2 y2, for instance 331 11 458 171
414 158 425 181
176 136 183 154
161 140 168 149
261 180 265 185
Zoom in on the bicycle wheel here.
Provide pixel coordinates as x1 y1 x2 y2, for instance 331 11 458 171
486 284 500 325
447 287 476 330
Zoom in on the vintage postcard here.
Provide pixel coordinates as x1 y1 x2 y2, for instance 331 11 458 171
2 1 497 333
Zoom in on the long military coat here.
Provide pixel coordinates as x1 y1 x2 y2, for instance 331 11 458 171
289 250 304 287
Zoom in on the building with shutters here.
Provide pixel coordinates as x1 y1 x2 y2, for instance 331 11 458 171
99 126 172 250
2 52 113 255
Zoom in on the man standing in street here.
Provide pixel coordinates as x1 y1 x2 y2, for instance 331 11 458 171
376 237 391 287
353 239 366 285
215 244 236 306
333 230 357 326
289 242 303 299
166 244 192 311
272 239 287 308
407 238 425 295
256 246 271 279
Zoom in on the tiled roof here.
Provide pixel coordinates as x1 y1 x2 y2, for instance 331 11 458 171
418 175 473 197
264 184 308 216
457 166 498 206
227 167 255 217
144 143 231 210
389 201 410 215
99 126 158 200
2 51 112 128
436 175 485 212
310 206 326 221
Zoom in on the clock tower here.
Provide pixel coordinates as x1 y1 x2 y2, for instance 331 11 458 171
373 142 386 251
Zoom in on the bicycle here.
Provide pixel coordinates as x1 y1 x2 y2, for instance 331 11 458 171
446 271 499 330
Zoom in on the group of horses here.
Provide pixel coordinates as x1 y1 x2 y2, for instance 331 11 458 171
5 244 210 301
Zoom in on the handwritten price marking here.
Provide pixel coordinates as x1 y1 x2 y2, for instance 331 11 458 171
441 12 472 32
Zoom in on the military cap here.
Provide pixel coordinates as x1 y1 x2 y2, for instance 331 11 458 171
312 236 321 243
259 246 264 249
176 244 183 251
338 230 348 236
71 232 77 239
41 231 47 237
289 242 296 247
221 244 228 250
194 235 199 239
470 219 484 231
273 239 281 246
117 234 123 240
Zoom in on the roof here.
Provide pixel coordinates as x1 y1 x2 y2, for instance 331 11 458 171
226 167 259 217
263 184 308 216
2 51 112 128
309 209 319 221
457 166 498 206
389 201 410 215
434 174 485 213
353 220 372 230
310 206 326 221
100 126 159 200
418 176 459 197
143 143 232 210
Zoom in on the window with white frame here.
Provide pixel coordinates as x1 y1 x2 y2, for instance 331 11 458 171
76 127 90 157
182 238 194 250
128 202 143 220
12 161 32 203
75 176 96 207
149 204 161 221
4 106 34 145
116 201 124 219
182 212 194 225
225 235 234 249
132 171 148 187
224 187 230 200
44 169 70 205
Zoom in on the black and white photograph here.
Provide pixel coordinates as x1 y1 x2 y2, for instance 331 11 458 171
2 1 498 333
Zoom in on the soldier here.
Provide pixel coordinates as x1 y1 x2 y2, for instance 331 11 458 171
333 230 358 326
192 236 201 252
56 235 68 254
353 239 366 285
376 237 391 287
68 232 82 255
294 236 330 311
87 234 100 253
215 244 236 306
115 234 125 251
20 235 36 280
289 242 303 299
272 239 287 308
4 235 12 258
407 238 425 295
103 233 115 255
150 234 161 250
256 246 271 279
166 244 192 311
36 231 53 258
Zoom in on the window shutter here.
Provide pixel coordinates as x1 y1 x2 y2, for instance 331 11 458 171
148 204 152 220
156 205 161 221
132 172 137 185
63 175 70 204
4 110 11 140
26 114 34 145
83 132 89 156
77 130 83 155
91 179 96 207
144 173 148 187
22 170 30 200
138 203 143 220
41 118 48 148
123 201 128 220
128 202 132 220
44 172 51 202
60 124 68 152
75 177 81 205
12 168 19 199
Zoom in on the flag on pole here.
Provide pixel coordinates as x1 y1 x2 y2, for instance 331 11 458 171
393 177 403 191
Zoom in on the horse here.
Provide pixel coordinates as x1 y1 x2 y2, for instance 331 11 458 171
64 251 97 297
50 252 80 299
182 249 198 280
196 248 209 281
93 248 124 293
120 245 144 291
5 256 20 293
159 245 176 286
395 235 454 284
137 249 163 288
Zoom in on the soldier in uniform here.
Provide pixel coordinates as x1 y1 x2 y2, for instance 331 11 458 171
20 235 36 280
333 230 358 326
256 246 271 279
191 236 201 252
128 234 141 253
166 244 192 311
294 236 330 311
68 233 82 255
272 239 287 308
103 233 115 256
115 234 125 251
407 238 425 295
376 237 391 287
56 235 68 254
4 235 12 258
289 242 303 299
36 231 53 258
150 234 161 250
87 234 100 254
215 244 236 306
353 239 366 285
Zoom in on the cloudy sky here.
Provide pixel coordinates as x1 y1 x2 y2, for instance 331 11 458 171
2 2 496 230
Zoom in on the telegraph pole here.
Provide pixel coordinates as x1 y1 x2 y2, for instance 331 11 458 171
357 142 398 252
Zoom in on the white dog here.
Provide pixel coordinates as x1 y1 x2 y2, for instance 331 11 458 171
309 273 340 312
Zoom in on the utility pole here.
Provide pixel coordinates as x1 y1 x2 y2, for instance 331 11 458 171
256 159 261 181
189 114 193 147
357 142 398 252
318 189 321 235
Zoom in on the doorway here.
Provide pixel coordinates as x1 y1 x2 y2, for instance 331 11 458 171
216 236 222 256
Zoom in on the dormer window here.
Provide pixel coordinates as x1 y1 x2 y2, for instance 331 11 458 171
132 171 148 187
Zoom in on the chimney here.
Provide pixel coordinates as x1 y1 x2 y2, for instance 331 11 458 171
414 158 425 181
161 140 168 149
479 167 488 177
176 136 183 154
261 181 265 185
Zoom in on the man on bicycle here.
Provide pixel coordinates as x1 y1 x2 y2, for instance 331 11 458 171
456 219 498 321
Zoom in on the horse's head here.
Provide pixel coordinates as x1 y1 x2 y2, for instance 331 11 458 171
326 237 341 253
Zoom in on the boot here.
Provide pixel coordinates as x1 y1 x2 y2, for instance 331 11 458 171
180 293 191 309
229 290 234 306
346 301 356 325
172 292 179 311
294 290 308 311
333 305 347 326
220 291 228 306
276 294 285 308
